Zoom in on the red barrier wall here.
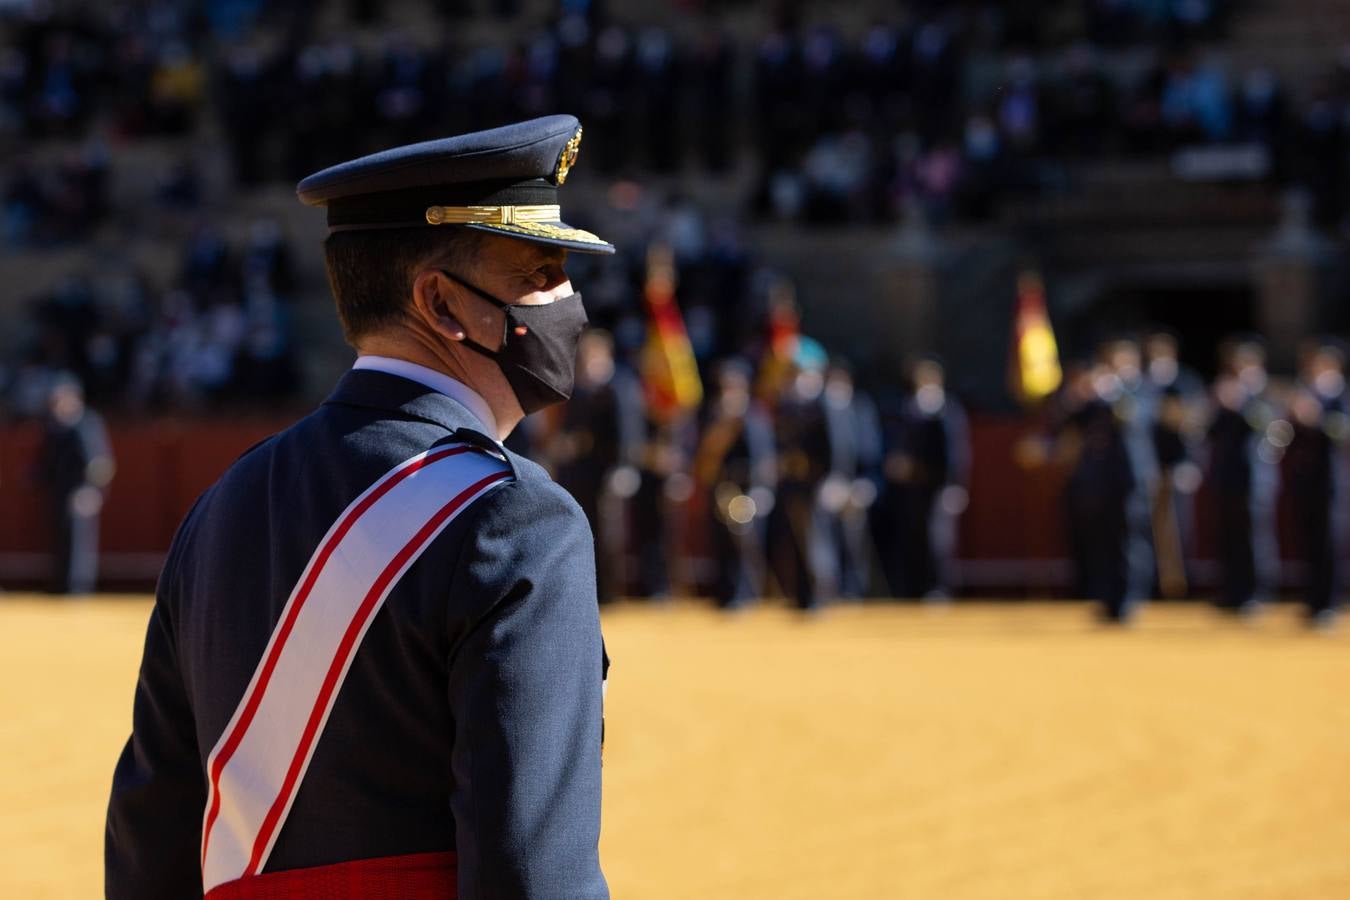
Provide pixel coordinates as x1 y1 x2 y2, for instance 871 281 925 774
0 417 293 584
0 414 1304 593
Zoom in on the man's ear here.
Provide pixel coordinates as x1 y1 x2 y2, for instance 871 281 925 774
411 269 465 342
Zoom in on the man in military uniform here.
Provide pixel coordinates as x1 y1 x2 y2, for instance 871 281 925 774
1142 331 1205 597
1100 337 1158 610
878 356 969 601
694 358 777 608
767 345 835 611
821 361 884 599
107 116 611 899
1056 358 1139 622
1208 337 1281 615
1286 339 1347 628
632 413 683 600
551 328 645 603
36 374 115 594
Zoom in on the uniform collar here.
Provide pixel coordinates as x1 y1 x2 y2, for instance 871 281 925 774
352 355 499 437
323 364 497 441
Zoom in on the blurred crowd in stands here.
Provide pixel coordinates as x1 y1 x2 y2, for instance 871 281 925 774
6 0 1350 412
5 218 301 416
5 0 1350 232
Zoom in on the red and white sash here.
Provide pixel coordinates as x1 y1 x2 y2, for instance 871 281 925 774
200 444 512 894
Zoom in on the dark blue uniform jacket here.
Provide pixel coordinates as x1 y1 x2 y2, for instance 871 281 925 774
106 369 609 900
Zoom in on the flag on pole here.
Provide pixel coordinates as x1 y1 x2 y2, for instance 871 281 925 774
641 242 703 423
1008 270 1062 404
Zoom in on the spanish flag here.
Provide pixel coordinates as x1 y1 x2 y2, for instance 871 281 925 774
641 243 703 423
1008 270 1062 404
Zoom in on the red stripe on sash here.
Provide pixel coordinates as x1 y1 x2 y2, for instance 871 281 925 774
205 851 457 899
201 447 474 866
244 468 511 875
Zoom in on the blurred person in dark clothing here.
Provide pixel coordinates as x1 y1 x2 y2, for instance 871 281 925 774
1285 340 1348 629
692 27 736 172
694 359 777 609
234 287 301 403
631 417 684 600
219 46 271 185
800 24 847 138
635 27 681 172
1102 337 1158 610
34 275 99 375
768 344 835 611
1052 361 1139 622
1208 338 1282 615
146 40 204 135
821 362 883 598
1143 331 1205 597
1144 330 1205 399
1293 87 1347 227
1048 43 1115 158
753 27 806 175
3 160 44 246
28 28 97 137
857 20 906 130
35 376 114 594
1149 387 1203 596
180 223 237 306
552 329 645 603
4 145 108 246
242 218 297 299
910 18 962 145
998 55 1043 157
587 26 635 174
878 357 969 601
372 38 438 148
1234 68 1287 160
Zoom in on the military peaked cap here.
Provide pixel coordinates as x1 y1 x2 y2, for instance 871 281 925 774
296 114 614 254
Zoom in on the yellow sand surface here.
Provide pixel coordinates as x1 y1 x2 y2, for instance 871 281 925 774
1 598 1348 899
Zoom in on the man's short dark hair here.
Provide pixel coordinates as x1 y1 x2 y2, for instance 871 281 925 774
323 227 483 343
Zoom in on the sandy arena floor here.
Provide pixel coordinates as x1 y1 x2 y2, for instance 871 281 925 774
1 597 1347 899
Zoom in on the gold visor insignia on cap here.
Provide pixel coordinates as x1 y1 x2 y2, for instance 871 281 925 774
424 205 562 225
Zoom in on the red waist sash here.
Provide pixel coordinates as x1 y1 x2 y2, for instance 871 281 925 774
204 851 457 899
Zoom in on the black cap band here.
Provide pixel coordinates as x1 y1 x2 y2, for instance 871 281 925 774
326 178 559 232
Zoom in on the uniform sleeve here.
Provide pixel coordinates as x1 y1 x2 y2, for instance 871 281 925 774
105 541 206 899
447 477 609 900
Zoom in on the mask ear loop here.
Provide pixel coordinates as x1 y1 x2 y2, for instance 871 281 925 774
438 269 529 351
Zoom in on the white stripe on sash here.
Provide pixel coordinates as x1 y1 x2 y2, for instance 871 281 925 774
199 444 511 893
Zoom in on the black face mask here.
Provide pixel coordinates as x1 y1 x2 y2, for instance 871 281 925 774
440 270 588 415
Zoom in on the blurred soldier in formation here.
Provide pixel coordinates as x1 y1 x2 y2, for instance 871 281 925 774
693 360 777 608
767 344 835 611
551 330 645 604
1100 337 1158 609
1052 359 1140 622
820 361 883 598
877 356 970 600
1208 338 1282 615
1142 331 1205 597
632 409 687 600
35 375 115 593
1285 339 1347 628
1144 331 1205 399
